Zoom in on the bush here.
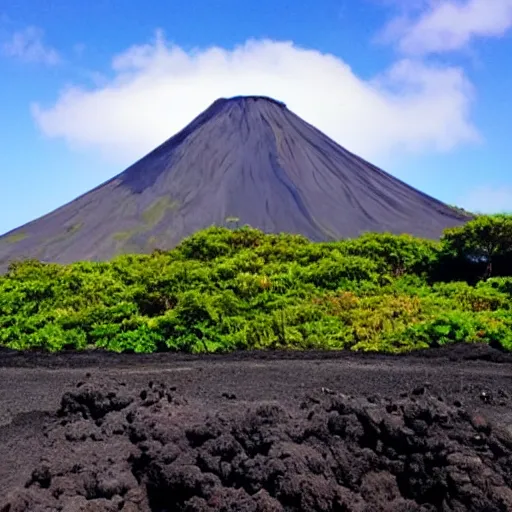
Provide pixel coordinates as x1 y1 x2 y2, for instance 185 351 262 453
340 232 439 276
442 214 512 279
403 312 478 348
1 218 512 354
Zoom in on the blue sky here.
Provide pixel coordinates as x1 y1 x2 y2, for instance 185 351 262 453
1 0 511 236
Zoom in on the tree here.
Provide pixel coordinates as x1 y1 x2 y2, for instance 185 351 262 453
225 216 240 229
442 215 512 279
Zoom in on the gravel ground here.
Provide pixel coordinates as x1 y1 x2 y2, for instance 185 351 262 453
1 344 511 511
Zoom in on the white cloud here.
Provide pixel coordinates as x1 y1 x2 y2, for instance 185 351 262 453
32 32 477 166
383 0 512 56
2 26 61 65
459 185 512 213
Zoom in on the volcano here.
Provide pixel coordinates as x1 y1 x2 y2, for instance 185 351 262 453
0 95 470 267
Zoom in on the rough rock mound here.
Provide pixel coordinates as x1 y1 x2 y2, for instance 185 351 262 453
3 379 512 511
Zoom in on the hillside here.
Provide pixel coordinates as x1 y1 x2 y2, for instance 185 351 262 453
0 96 470 269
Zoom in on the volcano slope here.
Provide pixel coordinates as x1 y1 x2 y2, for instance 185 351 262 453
1 345 512 511
0 96 469 269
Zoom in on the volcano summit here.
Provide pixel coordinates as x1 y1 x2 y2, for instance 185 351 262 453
0 95 469 267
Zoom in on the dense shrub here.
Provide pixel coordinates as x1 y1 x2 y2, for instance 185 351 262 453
442 214 512 278
339 232 439 277
1 216 512 353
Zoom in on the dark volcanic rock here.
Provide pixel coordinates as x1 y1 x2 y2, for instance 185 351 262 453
2 380 512 511
0 95 469 268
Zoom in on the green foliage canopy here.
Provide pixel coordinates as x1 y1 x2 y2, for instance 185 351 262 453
1 216 511 354
442 214 512 277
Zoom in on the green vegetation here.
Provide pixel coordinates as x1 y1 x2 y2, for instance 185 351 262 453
447 204 475 217
142 196 179 225
443 214 512 278
225 216 241 228
4 232 27 244
112 230 135 242
1 214 511 354
39 222 84 249
112 197 179 251
65 222 83 235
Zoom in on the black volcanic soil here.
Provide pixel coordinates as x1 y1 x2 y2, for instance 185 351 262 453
1 345 512 511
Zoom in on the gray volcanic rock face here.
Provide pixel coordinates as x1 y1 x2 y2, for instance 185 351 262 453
0 95 469 267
